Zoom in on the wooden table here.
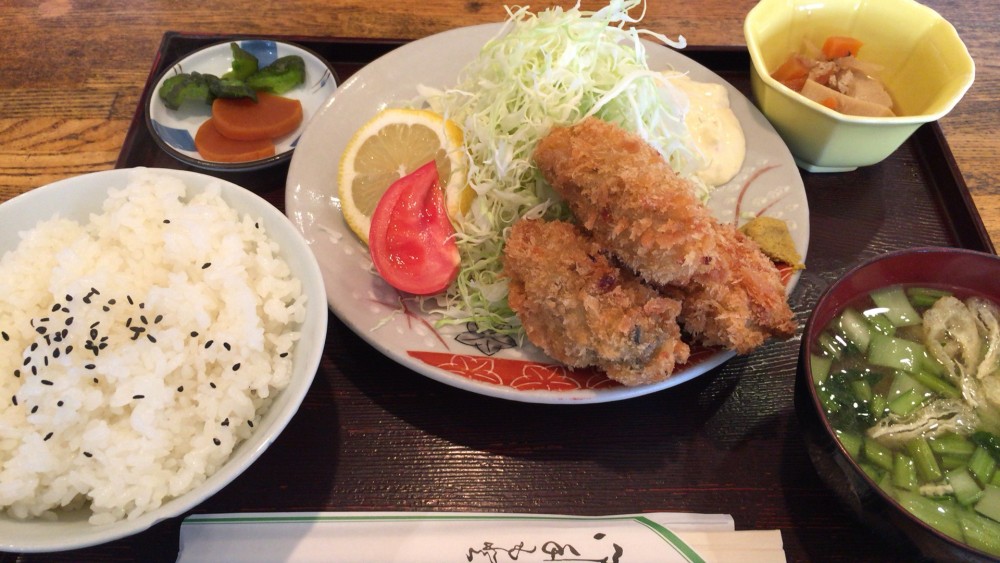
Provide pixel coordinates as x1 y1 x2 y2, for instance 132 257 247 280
1 1 997 561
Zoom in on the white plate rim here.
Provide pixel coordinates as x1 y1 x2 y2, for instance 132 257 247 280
285 23 809 404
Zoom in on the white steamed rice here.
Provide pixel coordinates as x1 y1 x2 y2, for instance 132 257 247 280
0 170 306 524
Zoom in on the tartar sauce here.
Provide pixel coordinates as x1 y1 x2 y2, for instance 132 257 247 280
666 72 746 187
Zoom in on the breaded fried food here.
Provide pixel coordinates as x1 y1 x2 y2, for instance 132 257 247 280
534 117 795 353
662 226 797 353
533 117 720 287
503 219 690 386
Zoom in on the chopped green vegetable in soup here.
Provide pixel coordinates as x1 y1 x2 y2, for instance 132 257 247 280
812 285 1000 555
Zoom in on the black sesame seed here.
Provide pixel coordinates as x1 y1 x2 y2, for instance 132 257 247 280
132 394 144 400
93 377 98 384
127 295 134 305
65 345 73 354
205 340 214 349
221 418 229 426
140 315 148 325
201 262 211 269
65 294 73 302
90 321 100 329
177 385 184 392
31 405 38 414
11 395 17 406
139 302 145 309
232 363 241 371
44 432 53 441
53 348 60 359
91 287 100 295
39 317 49 323
90 329 98 339
1 331 7 341
13 369 20 378
65 317 74 326
209 382 217 389
41 379 53 386
190 331 199 338
23 357 30 366
147 334 157 343
279 352 289 358
30 343 38 352
98 342 107 350
57 400 63 407
35 326 46 335
83 451 93 458
43 356 49 366
223 342 231 351
126 318 133 328
61 307 69 313
85 363 95 370
163 219 171 224
31 366 37 376
51 303 61 312
108 299 116 305
247 420 254 428
213 438 221 446
154 315 163 324
102 305 110 312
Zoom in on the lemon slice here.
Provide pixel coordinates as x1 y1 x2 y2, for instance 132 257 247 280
338 108 470 244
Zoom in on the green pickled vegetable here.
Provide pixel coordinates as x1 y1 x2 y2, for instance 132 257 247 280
158 72 214 110
209 77 257 101
222 43 258 81
245 55 305 94
159 48 304 111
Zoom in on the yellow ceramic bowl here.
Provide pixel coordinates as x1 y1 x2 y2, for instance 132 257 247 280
745 0 974 172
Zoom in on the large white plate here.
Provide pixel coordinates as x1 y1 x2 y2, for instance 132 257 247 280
286 23 809 404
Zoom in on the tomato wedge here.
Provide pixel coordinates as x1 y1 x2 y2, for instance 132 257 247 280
368 160 460 295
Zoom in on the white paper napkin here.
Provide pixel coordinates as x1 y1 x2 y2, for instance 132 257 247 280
176 511 785 562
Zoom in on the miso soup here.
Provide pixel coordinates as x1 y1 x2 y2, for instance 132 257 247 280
810 284 1000 556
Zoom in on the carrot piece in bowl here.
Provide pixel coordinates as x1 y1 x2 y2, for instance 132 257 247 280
194 118 275 162
211 92 303 141
822 36 864 59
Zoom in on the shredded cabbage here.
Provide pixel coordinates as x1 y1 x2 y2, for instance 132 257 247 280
414 0 701 335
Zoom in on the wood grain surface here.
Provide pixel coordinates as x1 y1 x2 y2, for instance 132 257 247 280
0 0 996 245
0 2 997 562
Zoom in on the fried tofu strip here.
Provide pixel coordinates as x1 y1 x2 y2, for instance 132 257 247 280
503 219 690 386
534 117 796 353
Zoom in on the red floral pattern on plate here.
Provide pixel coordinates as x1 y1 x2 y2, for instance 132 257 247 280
408 345 722 391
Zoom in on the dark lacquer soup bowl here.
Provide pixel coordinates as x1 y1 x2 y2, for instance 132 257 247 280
796 247 1000 562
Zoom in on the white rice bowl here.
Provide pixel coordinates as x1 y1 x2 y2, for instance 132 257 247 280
0 168 327 552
